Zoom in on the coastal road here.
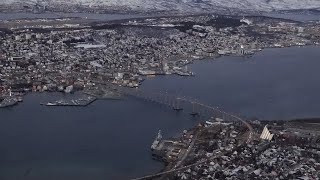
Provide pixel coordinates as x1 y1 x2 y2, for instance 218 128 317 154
174 130 200 168
131 117 253 180
89 84 254 180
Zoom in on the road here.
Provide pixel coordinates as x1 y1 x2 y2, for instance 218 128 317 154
131 118 253 180
174 130 200 169
88 84 254 180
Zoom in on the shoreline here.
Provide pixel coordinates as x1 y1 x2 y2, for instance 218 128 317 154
0 45 318 110
0 44 320 179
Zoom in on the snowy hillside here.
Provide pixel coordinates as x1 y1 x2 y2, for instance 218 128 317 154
1 0 320 12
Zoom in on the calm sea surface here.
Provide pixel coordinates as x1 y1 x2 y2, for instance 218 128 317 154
262 11 320 22
0 93 196 180
0 12 145 21
0 24 319 179
143 46 320 120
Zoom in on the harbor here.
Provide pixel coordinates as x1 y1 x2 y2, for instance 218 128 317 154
0 86 124 109
0 45 320 180
40 96 96 107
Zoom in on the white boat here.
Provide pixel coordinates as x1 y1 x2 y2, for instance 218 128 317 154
46 102 57 106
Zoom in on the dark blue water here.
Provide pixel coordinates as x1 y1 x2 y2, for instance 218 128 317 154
0 12 145 21
0 46 320 180
0 12 59 20
262 12 320 22
142 46 320 120
0 93 196 180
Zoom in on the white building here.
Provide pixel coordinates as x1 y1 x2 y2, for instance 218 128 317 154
260 125 274 141
25 34 32 40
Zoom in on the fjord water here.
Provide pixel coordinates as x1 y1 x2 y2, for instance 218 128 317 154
262 11 320 22
142 46 320 120
0 12 145 21
0 45 319 180
0 93 195 180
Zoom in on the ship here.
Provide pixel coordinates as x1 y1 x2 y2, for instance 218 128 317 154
151 130 162 150
46 102 57 106
45 100 67 106
0 97 18 108
17 96 23 102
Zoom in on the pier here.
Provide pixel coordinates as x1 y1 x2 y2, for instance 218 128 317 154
40 96 97 107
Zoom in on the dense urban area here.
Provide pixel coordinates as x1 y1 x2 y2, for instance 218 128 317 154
1 14 320 107
149 117 320 180
115 90 320 180
0 10 320 180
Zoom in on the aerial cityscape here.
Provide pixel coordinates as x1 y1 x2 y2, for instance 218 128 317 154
0 0 320 180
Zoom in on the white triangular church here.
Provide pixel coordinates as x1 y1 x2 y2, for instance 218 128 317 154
260 125 274 141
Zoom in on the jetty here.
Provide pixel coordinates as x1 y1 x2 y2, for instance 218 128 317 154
40 96 96 107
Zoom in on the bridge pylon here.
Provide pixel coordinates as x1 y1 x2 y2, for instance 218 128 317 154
190 102 199 116
173 98 183 111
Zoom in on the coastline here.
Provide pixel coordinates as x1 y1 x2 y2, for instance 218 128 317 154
0 44 320 180
1 44 318 110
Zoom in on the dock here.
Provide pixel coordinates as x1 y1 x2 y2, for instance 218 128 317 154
40 96 97 107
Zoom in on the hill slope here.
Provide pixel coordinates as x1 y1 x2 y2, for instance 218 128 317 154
1 0 320 12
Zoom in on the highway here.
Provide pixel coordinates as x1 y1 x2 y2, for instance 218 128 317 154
175 130 200 168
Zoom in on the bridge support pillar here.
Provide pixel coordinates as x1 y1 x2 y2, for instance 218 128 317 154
190 103 199 116
173 98 183 111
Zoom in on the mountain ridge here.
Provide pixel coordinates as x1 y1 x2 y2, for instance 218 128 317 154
1 0 320 12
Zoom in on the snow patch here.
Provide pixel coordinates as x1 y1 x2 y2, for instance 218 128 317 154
0 0 320 12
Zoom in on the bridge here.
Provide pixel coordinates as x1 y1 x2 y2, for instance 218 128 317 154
123 89 253 180
93 81 253 180
117 87 252 133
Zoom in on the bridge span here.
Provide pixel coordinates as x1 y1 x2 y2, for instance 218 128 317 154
93 81 253 180
117 87 253 132
122 89 253 180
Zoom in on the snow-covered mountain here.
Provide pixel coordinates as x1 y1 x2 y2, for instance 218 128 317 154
1 0 320 12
